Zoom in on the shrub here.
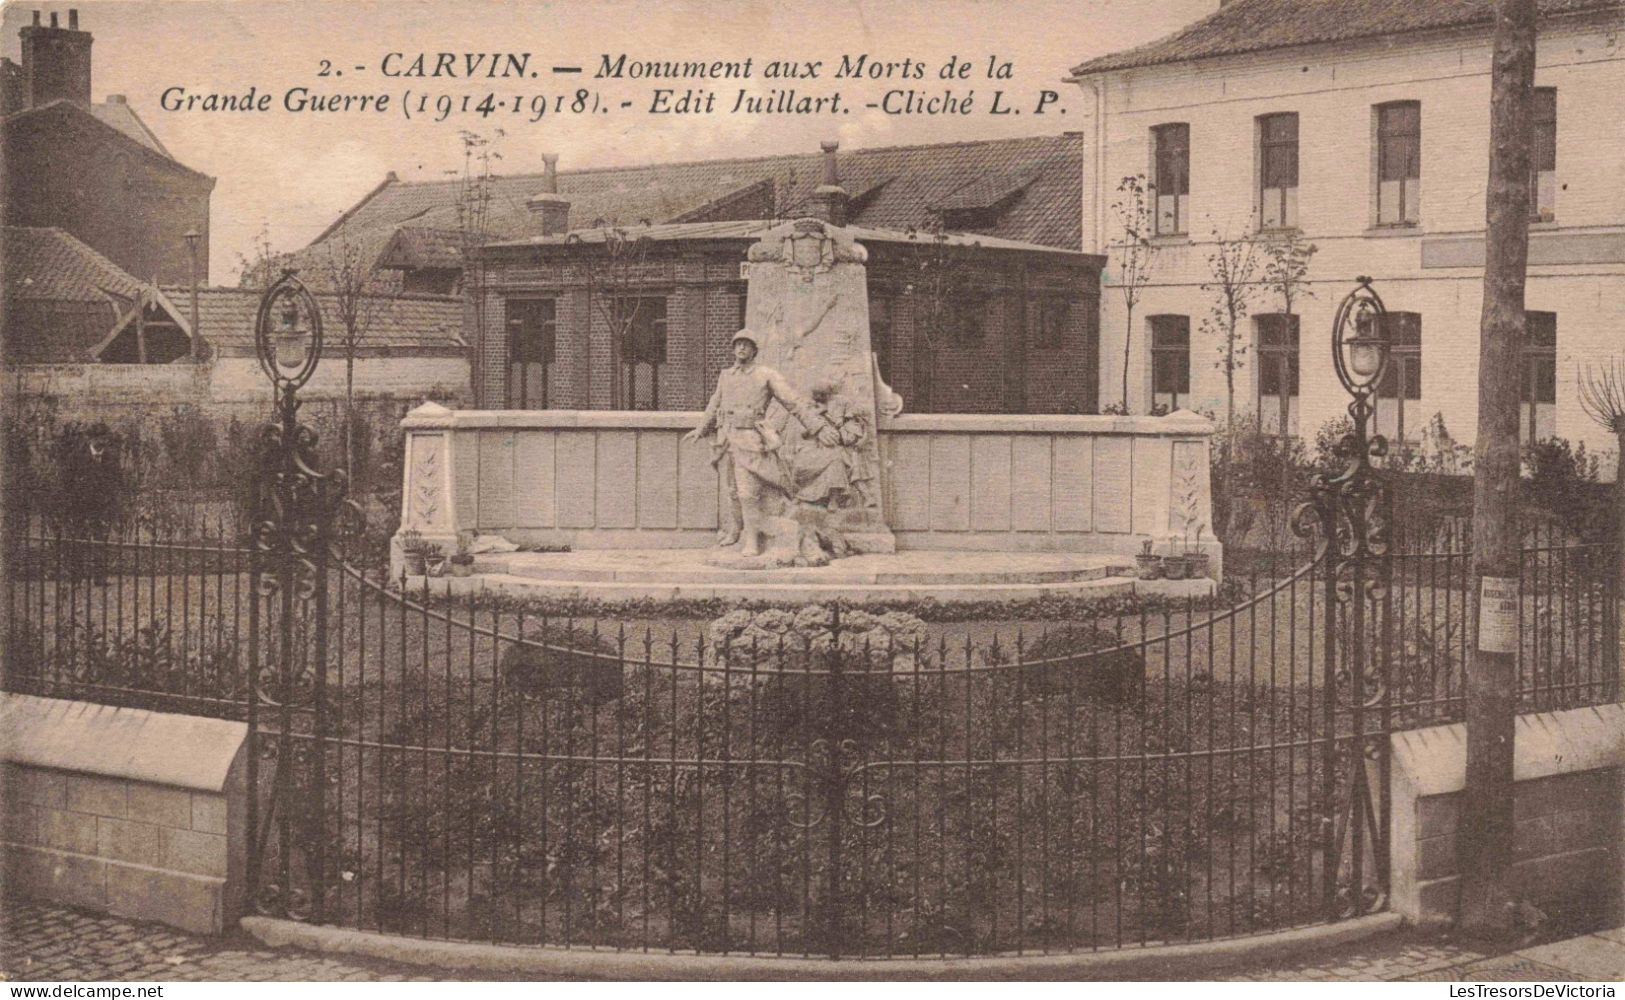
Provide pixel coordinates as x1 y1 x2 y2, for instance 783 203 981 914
1523 437 1606 540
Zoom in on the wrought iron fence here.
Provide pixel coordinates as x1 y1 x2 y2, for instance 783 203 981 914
4 516 1617 957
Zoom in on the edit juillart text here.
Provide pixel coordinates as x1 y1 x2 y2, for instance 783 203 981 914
1448 987 1617 997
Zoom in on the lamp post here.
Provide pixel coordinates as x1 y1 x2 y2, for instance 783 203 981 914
1294 275 1393 920
245 269 353 923
184 229 202 362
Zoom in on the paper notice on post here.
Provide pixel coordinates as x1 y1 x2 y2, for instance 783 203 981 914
1478 575 1520 654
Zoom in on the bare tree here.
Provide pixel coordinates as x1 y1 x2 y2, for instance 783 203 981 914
452 128 504 406
1257 230 1318 434
575 223 658 409
234 223 281 290
901 218 978 413
1259 229 1317 318
1199 228 1260 440
1460 0 1537 939
317 221 394 478
1109 175 1158 412
1579 358 1625 581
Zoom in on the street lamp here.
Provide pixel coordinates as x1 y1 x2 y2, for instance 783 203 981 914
274 298 310 372
184 229 202 361
253 271 323 390
1332 276 1390 395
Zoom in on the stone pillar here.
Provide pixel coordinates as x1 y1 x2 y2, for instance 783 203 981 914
393 401 465 577
745 219 895 553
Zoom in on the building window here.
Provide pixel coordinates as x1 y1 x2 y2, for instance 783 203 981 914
950 296 986 348
1523 311 1557 444
1032 296 1070 350
1152 123 1191 235
870 296 893 381
1255 314 1300 436
616 296 667 410
1531 88 1556 221
505 298 555 408
1149 315 1191 412
1376 311 1422 442
1376 102 1421 226
1259 113 1299 230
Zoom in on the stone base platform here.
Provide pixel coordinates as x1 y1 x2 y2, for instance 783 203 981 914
404 550 1217 604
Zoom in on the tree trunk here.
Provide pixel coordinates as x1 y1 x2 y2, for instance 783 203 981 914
345 347 356 480
1121 303 1134 412
1458 0 1536 939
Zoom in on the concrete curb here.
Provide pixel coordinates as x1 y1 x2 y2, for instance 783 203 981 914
242 912 1403 980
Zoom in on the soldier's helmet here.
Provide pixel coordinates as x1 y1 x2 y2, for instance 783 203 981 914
731 329 761 350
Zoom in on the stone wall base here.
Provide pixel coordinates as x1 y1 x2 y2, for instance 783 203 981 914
0 695 248 935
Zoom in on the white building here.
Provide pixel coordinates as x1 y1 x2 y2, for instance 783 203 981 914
1068 0 1624 475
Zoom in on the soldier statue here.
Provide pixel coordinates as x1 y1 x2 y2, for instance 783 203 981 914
684 329 836 557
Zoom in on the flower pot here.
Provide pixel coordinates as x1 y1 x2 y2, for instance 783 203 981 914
1185 552 1211 579
402 551 427 576
1134 554 1164 580
449 558 474 578
1162 555 1189 580
424 555 447 578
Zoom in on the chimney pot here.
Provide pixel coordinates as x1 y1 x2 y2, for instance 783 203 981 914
810 140 849 225
820 140 840 186
49 12 58 27
526 159 571 238
68 9 77 29
32 11 40 25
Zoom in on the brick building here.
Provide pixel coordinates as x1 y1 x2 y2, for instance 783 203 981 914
1 9 214 286
472 217 1101 416
1069 0 1625 472
298 134 1105 414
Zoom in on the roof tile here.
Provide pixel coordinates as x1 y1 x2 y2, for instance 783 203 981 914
1070 0 1621 75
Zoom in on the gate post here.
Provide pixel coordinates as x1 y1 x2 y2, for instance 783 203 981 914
245 272 352 923
1296 277 1394 921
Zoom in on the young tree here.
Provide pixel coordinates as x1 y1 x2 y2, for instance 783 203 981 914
1199 229 1260 542
1109 175 1158 412
1577 358 1625 620
317 221 394 479
1257 230 1318 434
452 129 504 406
234 223 281 291
901 218 973 413
1199 228 1260 440
575 223 658 409
1459 0 1537 939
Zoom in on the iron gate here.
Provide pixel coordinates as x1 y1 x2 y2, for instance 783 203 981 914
8 276 1617 957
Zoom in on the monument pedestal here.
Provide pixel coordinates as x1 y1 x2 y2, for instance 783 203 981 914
742 218 895 556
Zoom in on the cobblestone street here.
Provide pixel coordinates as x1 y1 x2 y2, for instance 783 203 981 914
5 901 1618 981
1 904 461 982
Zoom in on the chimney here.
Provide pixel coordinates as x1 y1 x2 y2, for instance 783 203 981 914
19 8 93 107
808 140 850 226
525 153 571 236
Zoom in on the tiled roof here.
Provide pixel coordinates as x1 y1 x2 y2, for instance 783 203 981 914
157 286 467 353
1069 0 1622 75
2 99 204 177
296 133 1085 273
3 225 143 302
86 98 171 157
482 219 1092 257
376 227 466 271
